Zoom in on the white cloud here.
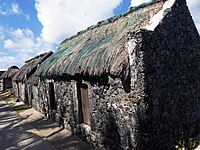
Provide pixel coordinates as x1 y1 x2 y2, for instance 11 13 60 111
0 3 22 16
0 2 30 21
0 26 3 31
187 0 200 33
4 39 14 49
0 3 9 16
10 28 34 39
0 56 19 69
12 3 21 14
187 0 199 7
35 0 123 44
0 35 4 40
131 0 152 7
24 14 30 21
0 26 4 40
0 68 6 71
4 28 36 53
0 10 7 16
4 38 35 53
0 51 6 56
2 28 54 68
11 28 24 37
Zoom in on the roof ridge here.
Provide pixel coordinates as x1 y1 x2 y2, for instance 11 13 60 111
25 51 52 63
59 0 163 48
9 66 19 69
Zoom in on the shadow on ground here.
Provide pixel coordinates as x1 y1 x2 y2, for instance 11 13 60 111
0 91 93 150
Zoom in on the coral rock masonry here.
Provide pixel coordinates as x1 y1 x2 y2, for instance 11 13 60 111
0 66 19 91
10 0 200 149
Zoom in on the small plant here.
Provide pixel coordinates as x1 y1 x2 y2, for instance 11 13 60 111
176 138 199 150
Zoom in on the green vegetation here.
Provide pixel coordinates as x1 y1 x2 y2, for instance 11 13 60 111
0 89 30 113
0 89 15 103
176 138 199 150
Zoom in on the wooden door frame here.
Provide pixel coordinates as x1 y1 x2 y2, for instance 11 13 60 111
76 82 91 126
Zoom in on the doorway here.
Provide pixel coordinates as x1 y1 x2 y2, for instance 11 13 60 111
77 83 91 125
49 82 57 110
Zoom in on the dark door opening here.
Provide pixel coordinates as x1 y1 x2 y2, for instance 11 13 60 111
49 82 57 110
25 84 29 106
77 83 91 125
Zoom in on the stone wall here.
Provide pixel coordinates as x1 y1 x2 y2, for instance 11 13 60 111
35 0 200 149
27 84 40 111
37 76 142 149
128 1 200 149
82 78 138 149
0 79 3 91
53 80 78 128
12 82 19 98
3 78 13 90
27 84 32 106
36 80 49 114
18 82 28 104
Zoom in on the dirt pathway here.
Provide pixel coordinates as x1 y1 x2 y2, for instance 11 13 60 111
0 100 92 150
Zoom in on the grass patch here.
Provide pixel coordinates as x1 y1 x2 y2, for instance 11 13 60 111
176 138 199 150
0 89 30 113
0 89 16 103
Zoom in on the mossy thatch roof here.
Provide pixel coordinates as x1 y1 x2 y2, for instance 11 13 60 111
36 2 163 80
0 66 19 79
13 52 53 82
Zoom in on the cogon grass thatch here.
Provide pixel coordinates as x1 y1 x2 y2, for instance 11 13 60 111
0 71 5 77
0 66 19 80
13 52 53 83
26 72 39 86
36 2 163 80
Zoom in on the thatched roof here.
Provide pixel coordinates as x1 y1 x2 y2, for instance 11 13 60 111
0 71 5 77
26 72 39 85
0 66 19 79
13 52 53 82
36 1 163 80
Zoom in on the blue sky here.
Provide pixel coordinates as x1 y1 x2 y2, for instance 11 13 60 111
0 0 199 70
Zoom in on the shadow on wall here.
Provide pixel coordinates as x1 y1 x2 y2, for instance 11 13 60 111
101 109 121 150
136 4 200 148
97 106 134 150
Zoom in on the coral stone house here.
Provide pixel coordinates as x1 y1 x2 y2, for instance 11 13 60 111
0 66 19 91
36 0 200 149
26 72 40 109
0 70 5 91
12 52 53 105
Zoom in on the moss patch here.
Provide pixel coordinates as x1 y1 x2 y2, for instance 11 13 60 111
176 138 199 150
0 89 15 103
0 89 30 113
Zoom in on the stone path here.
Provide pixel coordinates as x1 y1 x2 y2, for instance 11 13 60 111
0 100 92 150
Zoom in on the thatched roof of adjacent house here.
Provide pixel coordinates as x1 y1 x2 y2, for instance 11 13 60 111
0 71 5 78
36 1 164 80
13 52 53 82
0 66 19 79
26 72 39 85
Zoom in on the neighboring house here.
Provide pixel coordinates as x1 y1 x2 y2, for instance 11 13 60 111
35 0 200 149
0 70 6 91
12 52 53 105
0 66 19 91
26 72 40 110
